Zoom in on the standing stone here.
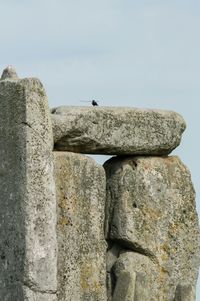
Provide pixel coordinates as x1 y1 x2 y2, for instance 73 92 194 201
54 152 107 301
113 252 156 301
0 70 57 300
104 156 200 300
51 106 186 155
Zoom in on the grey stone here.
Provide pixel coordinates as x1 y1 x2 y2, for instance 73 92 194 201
174 284 195 301
54 152 107 301
107 273 114 301
134 273 149 301
113 252 155 301
1 65 19 80
106 244 123 301
107 244 123 272
51 106 186 155
104 156 200 300
0 77 57 300
112 270 136 301
23 286 57 301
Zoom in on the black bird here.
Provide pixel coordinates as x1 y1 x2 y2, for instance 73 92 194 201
80 100 99 106
92 100 98 106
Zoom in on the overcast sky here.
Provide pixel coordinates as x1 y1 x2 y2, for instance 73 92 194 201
1 0 200 297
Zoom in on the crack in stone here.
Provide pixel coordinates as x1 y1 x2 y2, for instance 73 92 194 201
19 121 50 148
110 238 159 265
23 281 57 295
21 121 32 129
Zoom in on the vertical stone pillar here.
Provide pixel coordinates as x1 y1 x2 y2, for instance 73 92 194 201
54 152 107 301
0 67 57 300
104 155 200 300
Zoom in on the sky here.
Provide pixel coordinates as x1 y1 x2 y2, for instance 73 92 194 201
1 0 200 298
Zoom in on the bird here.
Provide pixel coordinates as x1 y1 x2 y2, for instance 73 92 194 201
80 100 99 106
92 100 98 106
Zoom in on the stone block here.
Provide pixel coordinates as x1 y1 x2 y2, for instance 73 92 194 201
54 152 107 301
51 106 185 155
104 156 200 300
0 73 57 300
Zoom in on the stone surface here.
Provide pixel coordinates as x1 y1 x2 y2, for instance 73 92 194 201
51 106 186 155
106 244 123 301
112 269 136 301
23 286 57 301
104 156 200 300
134 272 149 301
174 284 195 301
1 65 19 80
54 152 107 301
0 77 57 300
0 68 199 301
106 244 123 273
113 252 157 301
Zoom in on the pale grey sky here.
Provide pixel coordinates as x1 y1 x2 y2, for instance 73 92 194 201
1 0 200 297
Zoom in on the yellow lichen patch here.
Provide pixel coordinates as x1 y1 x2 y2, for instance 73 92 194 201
169 222 180 235
161 253 169 262
59 216 70 226
58 198 68 209
165 156 176 164
80 262 101 293
58 191 77 213
142 206 162 220
158 266 169 283
161 242 170 254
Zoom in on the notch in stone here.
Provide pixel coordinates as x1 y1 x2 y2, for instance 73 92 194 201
1 66 19 80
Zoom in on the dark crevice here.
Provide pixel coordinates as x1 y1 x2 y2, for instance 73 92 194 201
19 121 49 147
106 239 158 300
21 121 32 130
22 281 57 295
107 238 158 264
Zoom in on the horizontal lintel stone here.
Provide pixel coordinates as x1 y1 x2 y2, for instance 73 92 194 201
51 106 186 155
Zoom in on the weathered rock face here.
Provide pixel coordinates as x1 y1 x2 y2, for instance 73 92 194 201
174 284 196 301
51 106 186 155
104 156 200 301
113 252 156 301
0 66 199 300
0 74 57 300
0 65 19 80
23 78 57 300
54 152 107 301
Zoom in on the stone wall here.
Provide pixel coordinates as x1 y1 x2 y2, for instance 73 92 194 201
0 67 199 301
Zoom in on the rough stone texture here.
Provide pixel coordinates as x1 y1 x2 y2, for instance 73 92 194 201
54 152 107 301
51 106 186 155
113 252 157 301
104 156 200 300
134 272 149 301
23 286 57 301
112 269 136 301
1 65 19 80
106 244 123 301
0 67 199 301
174 284 195 301
0 77 57 300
